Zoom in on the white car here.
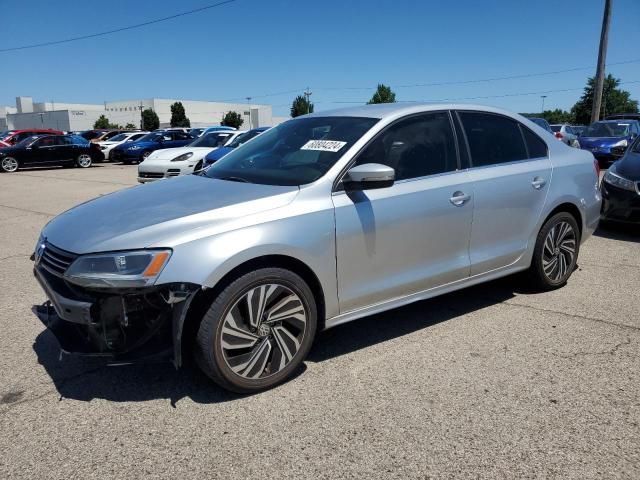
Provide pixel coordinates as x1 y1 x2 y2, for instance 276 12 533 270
98 131 148 161
137 130 243 182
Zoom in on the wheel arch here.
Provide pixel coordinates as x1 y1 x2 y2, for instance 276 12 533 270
178 254 326 366
543 201 584 238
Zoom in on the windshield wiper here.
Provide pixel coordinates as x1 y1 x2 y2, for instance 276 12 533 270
218 176 252 183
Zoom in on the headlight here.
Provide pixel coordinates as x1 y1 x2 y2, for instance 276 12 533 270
171 152 193 162
100 146 108 150
611 139 628 148
64 250 171 288
603 168 637 192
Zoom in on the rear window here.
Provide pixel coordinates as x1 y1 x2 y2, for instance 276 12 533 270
550 125 561 132
458 112 528 167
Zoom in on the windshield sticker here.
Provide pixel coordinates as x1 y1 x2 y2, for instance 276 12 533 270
300 140 347 153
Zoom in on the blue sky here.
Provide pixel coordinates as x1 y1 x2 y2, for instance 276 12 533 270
1 0 639 117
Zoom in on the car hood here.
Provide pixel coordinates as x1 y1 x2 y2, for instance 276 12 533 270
42 175 299 254
145 146 214 162
579 136 627 148
205 146 233 162
115 141 157 151
615 150 640 181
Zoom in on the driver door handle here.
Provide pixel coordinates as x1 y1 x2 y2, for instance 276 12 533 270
531 177 546 190
449 191 471 207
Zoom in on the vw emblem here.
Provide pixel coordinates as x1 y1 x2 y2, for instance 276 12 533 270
34 241 46 265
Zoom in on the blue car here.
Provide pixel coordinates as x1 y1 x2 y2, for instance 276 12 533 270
203 127 270 167
579 120 640 167
111 130 195 164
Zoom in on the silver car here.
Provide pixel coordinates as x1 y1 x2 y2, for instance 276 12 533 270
32 104 601 392
550 124 580 147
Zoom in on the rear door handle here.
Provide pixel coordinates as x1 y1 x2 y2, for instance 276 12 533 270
449 191 471 206
532 177 546 190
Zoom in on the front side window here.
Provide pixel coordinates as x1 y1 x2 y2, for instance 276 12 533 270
205 116 378 186
458 112 528 167
354 111 458 180
35 136 61 147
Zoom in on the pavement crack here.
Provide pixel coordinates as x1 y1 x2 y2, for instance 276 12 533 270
550 337 632 359
0 204 54 218
0 254 30 263
502 300 640 333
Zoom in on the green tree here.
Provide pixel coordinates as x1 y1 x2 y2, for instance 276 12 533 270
221 111 244 129
290 95 314 117
571 74 638 124
541 109 574 124
367 84 396 104
142 108 160 131
170 101 191 127
124 123 137 129
93 115 121 129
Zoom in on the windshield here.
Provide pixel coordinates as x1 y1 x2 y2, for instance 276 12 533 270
0 131 14 141
137 133 163 142
205 116 378 186
189 132 233 148
108 133 128 142
227 130 265 148
583 122 630 137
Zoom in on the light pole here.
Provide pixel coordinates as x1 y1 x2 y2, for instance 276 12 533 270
540 95 547 113
246 97 252 129
304 87 312 114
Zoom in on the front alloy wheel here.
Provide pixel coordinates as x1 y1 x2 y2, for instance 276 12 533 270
77 154 92 168
1 157 19 173
195 268 317 393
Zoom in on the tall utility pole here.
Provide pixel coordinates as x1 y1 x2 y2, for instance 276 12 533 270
540 95 547 113
591 0 612 123
304 87 312 114
139 101 144 130
246 97 252 129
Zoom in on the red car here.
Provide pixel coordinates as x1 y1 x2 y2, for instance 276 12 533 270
0 129 64 148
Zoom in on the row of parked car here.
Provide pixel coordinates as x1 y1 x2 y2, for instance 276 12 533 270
0 125 270 173
529 114 640 168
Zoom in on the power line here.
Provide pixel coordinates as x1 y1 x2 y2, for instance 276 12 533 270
221 58 640 103
0 0 238 53
323 80 640 105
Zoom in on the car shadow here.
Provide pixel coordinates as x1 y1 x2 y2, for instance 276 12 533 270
32 276 520 405
594 222 640 242
18 165 105 172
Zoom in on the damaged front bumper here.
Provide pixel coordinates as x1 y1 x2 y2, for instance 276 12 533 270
33 265 198 367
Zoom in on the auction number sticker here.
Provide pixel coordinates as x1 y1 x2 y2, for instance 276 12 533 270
300 140 347 152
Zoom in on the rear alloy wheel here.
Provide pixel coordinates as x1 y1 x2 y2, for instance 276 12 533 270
76 154 92 168
1 157 19 173
195 268 317 393
528 212 580 290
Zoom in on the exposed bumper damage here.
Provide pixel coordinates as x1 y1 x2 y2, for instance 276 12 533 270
33 265 199 367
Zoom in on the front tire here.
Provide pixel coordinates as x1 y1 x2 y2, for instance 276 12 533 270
527 212 580 290
195 268 317 393
1 157 19 173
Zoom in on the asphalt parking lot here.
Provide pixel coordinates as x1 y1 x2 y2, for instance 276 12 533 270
0 163 638 479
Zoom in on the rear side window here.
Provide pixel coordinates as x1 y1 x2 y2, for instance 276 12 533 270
520 127 548 158
458 112 528 167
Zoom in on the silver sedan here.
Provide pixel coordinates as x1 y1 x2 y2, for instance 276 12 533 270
33 103 601 392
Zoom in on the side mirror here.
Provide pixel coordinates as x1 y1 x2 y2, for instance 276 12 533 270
343 163 395 190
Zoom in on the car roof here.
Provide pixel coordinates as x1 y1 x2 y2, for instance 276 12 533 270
305 103 538 120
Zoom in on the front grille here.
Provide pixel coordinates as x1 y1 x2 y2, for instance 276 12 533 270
39 242 78 277
138 172 164 179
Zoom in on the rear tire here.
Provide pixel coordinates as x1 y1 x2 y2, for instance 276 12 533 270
195 268 317 393
526 212 580 291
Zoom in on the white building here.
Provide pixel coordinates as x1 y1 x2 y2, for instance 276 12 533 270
3 96 289 131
